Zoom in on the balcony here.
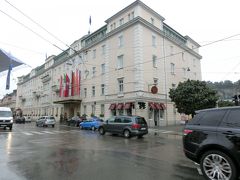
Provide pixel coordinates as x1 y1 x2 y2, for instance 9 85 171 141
52 85 60 92
41 75 51 83
33 91 41 98
53 95 82 104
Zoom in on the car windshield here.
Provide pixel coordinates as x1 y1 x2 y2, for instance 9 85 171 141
0 111 12 117
136 117 147 124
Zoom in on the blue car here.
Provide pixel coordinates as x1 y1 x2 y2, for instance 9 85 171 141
79 118 103 130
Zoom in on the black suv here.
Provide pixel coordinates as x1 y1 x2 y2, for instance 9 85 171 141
98 115 148 138
183 106 240 180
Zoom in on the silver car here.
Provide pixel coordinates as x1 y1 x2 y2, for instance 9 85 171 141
36 116 56 128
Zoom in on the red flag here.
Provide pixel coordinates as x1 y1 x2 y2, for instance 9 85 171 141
71 71 75 96
78 70 81 95
65 74 70 97
75 69 78 95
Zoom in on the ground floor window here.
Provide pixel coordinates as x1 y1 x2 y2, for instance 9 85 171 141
160 110 164 119
111 110 116 116
126 108 132 116
118 109 124 115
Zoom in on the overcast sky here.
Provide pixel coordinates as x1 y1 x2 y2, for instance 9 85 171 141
1 0 240 98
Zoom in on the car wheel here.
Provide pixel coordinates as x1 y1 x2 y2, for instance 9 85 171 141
99 127 105 135
200 150 237 180
91 126 95 131
52 125 55 128
3 127 6 130
123 130 131 138
9 126 12 130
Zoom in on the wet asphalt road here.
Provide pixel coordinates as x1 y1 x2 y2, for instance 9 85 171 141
0 123 204 180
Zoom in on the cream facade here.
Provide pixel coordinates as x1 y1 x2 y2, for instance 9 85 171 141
16 0 202 126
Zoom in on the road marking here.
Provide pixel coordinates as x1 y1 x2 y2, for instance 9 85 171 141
161 131 173 134
41 131 55 134
30 131 44 135
69 130 80 132
21 132 34 136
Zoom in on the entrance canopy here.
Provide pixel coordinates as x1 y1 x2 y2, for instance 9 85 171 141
0 48 25 73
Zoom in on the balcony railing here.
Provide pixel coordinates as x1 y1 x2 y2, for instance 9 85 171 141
53 95 82 104
52 85 60 92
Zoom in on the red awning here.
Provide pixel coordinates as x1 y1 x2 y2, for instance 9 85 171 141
154 103 163 110
109 104 116 110
160 103 166 110
124 103 131 110
149 102 156 109
116 103 124 110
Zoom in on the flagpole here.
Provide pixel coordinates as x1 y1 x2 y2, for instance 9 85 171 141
88 15 91 34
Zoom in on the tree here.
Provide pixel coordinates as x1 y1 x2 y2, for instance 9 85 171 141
217 100 234 107
169 80 218 117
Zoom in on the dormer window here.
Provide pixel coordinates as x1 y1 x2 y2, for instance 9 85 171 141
151 18 154 25
119 18 124 26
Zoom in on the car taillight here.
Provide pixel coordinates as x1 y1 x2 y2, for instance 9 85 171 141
183 129 193 136
131 123 141 129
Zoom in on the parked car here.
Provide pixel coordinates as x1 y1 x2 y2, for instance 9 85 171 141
25 116 31 123
67 116 86 127
36 116 56 128
98 115 148 138
15 116 25 124
79 117 103 130
0 107 13 130
183 106 240 180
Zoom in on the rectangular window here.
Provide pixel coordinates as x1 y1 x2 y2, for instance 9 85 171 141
92 86 95 97
193 58 196 67
172 83 176 89
84 70 89 79
101 84 105 95
152 35 156 47
117 55 124 69
102 45 106 55
84 88 87 98
91 105 95 115
119 18 124 26
182 52 185 61
83 105 87 114
92 67 96 77
119 35 123 47
128 13 131 21
170 46 174 55
152 55 157 68
194 72 197 79
151 17 154 25
101 63 105 74
183 68 186 78
118 78 124 93
101 104 105 114
171 63 175 75
92 49 96 59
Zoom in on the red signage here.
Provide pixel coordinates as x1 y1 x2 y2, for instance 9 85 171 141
151 86 158 94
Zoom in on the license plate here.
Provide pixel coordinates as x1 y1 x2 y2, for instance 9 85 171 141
141 127 146 130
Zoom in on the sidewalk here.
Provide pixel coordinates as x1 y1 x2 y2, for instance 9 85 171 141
148 124 185 136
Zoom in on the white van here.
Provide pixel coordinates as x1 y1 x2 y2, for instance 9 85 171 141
0 107 13 130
